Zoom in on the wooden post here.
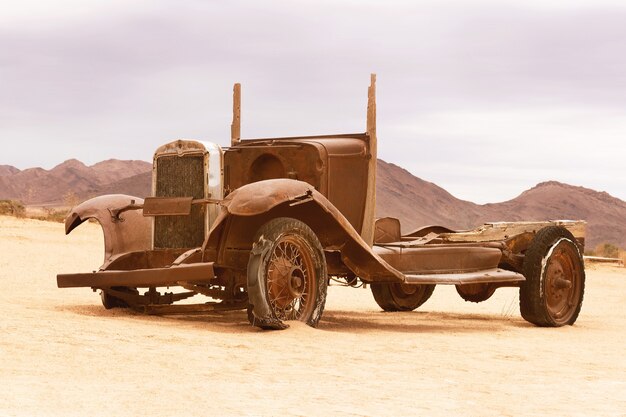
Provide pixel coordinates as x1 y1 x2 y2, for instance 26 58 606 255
361 73 377 246
367 73 376 138
231 83 241 146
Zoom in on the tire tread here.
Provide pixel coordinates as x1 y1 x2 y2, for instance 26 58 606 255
520 226 585 327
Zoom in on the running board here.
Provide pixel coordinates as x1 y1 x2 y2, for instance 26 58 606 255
403 268 524 285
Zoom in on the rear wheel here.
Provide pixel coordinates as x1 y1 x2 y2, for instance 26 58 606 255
371 283 435 311
520 226 585 326
456 283 497 303
247 218 327 329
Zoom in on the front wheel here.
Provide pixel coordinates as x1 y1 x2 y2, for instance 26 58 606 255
520 226 585 326
100 286 139 309
371 283 435 311
247 218 327 330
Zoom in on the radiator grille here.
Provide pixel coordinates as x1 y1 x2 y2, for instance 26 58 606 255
154 154 205 249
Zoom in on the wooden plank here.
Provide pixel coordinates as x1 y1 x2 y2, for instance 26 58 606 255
231 83 241 146
361 73 377 246
440 220 586 243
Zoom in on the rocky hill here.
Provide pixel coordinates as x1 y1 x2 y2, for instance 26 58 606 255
374 161 626 249
1 159 624 248
0 159 151 205
375 160 482 231
480 181 626 250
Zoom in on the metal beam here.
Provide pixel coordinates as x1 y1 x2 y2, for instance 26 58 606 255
57 262 215 288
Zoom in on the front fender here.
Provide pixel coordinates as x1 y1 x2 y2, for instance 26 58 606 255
221 178 316 216
208 179 404 282
65 194 152 265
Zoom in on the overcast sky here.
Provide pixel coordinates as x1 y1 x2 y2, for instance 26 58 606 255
1 0 625 203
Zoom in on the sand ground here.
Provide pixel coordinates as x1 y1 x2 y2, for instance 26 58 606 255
1 215 625 417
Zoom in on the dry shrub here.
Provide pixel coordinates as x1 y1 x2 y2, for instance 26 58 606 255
0 200 25 217
584 247 595 256
0 200 69 223
37 207 69 223
594 243 620 259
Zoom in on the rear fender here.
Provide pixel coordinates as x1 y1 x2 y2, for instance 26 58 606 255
65 194 152 266
205 179 404 282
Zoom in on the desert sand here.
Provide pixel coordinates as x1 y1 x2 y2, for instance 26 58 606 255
1 215 624 417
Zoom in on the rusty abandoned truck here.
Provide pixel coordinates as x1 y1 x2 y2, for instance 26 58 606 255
57 75 586 329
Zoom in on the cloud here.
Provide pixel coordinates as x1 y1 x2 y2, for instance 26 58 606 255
381 106 626 202
0 0 624 202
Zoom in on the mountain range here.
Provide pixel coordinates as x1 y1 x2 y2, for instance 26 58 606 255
375 161 626 249
0 160 151 206
1 159 624 249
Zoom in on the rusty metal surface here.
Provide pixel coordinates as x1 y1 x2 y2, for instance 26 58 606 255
221 178 315 216
403 225 460 239
100 248 188 271
153 152 206 249
224 136 372 236
64 194 151 264
544 238 584 323
403 268 524 285
127 198 222 218
207 178 536 284
57 262 215 288
374 217 401 243
211 178 406 282
152 139 224 249
373 245 502 275
152 139 210 158
143 197 193 216
223 74 378 245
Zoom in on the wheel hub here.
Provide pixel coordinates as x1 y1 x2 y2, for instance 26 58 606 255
265 236 313 318
547 261 567 294
288 267 305 298
399 283 418 295
267 258 294 309
544 244 580 321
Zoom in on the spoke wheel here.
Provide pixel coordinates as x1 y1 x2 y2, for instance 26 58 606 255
371 282 435 311
266 235 317 321
247 218 327 329
520 226 585 327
